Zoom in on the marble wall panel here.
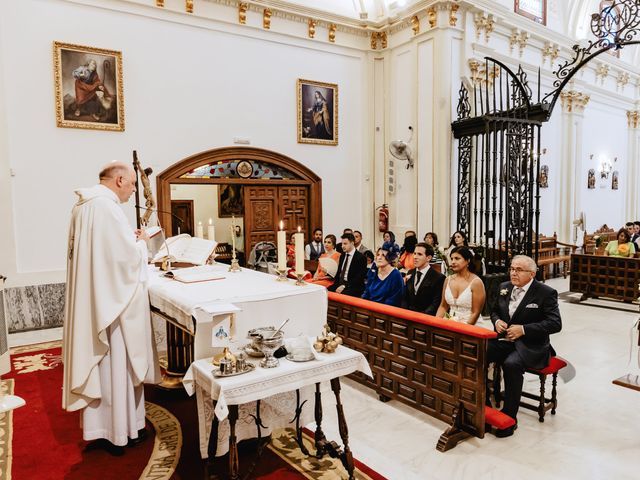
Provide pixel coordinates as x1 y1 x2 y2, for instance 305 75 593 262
3 283 65 332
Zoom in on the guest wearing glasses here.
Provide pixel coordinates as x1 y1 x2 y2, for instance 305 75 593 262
487 255 562 438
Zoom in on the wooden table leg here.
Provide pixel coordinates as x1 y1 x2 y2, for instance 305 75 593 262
228 405 239 480
313 382 327 457
292 389 309 455
330 377 355 480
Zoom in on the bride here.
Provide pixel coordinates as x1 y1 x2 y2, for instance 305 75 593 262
436 246 485 325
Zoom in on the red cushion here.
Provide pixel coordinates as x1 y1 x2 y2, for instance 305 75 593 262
484 406 516 429
527 356 568 375
327 292 497 340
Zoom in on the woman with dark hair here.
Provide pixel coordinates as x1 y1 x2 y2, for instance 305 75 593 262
382 230 399 253
424 231 444 262
312 235 341 281
399 235 418 271
362 241 404 306
605 228 636 257
436 246 485 325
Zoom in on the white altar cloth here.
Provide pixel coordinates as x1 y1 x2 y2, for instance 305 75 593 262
183 345 372 458
147 265 328 360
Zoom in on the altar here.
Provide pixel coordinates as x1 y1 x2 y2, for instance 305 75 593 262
147 264 328 384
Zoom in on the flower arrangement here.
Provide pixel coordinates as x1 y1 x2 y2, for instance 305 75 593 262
500 288 509 296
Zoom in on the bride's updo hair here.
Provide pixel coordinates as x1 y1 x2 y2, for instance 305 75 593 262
450 246 475 273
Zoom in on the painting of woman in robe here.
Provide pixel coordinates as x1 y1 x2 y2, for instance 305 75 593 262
297 79 338 145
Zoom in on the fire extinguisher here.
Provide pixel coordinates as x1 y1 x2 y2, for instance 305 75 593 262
377 204 389 233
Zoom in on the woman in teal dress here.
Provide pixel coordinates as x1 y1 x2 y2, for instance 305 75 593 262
605 228 636 257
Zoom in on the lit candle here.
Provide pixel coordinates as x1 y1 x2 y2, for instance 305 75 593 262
277 220 286 270
294 226 305 275
207 218 215 241
196 221 204 239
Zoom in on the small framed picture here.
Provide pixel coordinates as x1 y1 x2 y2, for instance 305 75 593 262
53 41 125 131
588 169 596 189
612 171 619 190
514 0 547 25
297 79 338 146
218 185 244 217
539 165 549 188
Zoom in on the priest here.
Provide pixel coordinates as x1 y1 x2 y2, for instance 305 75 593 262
62 161 160 454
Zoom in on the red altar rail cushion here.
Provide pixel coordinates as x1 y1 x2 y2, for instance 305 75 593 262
328 292 497 340
484 406 516 429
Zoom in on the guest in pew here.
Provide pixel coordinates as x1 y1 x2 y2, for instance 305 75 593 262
604 228 636 257
424 232 444 263
487 255 562 437
328 232 368 297
632 222 640 250
436 246 485 325
364 250 375 270
402 243 445 315
312 235 340 282
382 230 399 251
362 242 404 306
305 228 325 261
398 235 418 272
354 230 369 254
336 228 353 254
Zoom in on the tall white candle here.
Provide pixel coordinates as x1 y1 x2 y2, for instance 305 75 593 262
196 221 204 239
207 218 215 241
277 220 286 270
230 216 236 251
294 226 305 275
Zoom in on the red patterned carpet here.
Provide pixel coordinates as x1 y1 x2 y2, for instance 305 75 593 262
4 342 385 480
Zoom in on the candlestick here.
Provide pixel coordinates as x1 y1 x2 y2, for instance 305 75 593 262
196 221 204 239
294 227 304 275
230 216 236 251
277 220 286 270
207 218 215 241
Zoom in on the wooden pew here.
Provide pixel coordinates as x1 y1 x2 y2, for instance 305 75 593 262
327 292 497 451
536 233 576 281
582 225 616 254
569 253 640 303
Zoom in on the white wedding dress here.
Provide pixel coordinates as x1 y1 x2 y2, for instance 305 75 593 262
445 282 473 324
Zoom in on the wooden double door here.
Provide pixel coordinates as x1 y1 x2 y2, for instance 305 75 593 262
243 185 310 254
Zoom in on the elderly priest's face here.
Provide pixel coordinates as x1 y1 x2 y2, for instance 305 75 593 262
114 168 137 203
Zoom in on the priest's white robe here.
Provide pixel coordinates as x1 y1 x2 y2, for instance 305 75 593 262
62 184 160 446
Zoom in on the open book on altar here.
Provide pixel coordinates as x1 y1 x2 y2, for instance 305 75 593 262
163 265 225 283
152 234 217 266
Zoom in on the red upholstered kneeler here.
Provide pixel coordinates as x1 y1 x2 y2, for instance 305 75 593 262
493 356 567 423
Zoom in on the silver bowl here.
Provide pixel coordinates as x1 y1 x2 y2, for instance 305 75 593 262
248 327 284 368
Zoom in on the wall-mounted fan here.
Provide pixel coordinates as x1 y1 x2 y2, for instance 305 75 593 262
389 126 414 169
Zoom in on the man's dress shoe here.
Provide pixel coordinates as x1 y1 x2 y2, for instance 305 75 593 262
127 427 149 447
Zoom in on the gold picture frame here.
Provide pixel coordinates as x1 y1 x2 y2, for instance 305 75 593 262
53 41 125 131
297 79 338 146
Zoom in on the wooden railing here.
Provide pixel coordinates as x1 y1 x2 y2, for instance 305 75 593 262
570 254 640 303
327 292 497 451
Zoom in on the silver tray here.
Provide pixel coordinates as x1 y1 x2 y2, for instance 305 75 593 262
285 353 316 362
243 345 265 358
213 363 256 377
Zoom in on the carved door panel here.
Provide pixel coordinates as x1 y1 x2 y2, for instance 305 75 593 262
243 185 279 254
279 186 310 240
170 200 194 236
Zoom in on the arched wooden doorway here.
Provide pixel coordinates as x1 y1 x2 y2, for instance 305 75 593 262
156 147 322 256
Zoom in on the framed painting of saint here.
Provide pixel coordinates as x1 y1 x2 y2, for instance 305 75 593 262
297 79 338 146
514 0 546 25
218 185 244 217
53 42 125 131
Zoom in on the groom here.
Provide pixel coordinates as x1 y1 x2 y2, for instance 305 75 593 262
488 255 562 437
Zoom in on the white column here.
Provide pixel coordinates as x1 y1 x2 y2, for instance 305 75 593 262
556 88 590 243
625 110 640 220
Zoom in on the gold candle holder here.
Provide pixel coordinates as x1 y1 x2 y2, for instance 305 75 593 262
275 267 288 282
295 273 306 286
212 346 237 366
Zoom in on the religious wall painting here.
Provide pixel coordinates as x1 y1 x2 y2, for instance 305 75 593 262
297 79 338 146
53 42 125 131
218 185 244 217
612 170 619 190
539 165 549 188
588 169 596 189
514 0 546 25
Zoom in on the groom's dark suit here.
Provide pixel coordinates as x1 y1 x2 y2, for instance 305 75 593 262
401 267 445 315
488 279 562 420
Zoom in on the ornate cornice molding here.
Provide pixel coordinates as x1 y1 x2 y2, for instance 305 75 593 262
595 63 609 85
560 89 590 114
474 12 495 43
468 58 500 86
509 29 529 58
627 110 640 129
541 42 559 67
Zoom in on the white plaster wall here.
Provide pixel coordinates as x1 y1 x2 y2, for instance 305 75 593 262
0 0 367 286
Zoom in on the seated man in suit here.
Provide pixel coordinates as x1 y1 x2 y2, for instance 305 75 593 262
401 243 445 315
488 254 562 437
328 233 367 297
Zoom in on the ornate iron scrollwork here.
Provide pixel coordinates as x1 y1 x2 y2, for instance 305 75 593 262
457 83 471 120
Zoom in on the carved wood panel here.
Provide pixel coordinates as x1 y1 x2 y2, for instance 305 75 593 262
280 186 310 236
243 186 278 253
327 300 488 438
